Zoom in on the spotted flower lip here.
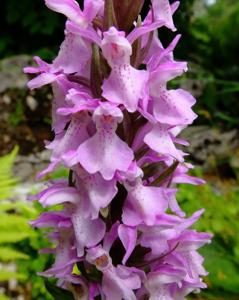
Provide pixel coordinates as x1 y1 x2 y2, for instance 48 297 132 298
68 102 134 180
101 27 149 113
26 0 212 298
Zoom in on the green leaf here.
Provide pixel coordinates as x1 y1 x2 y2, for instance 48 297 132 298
0 202 16 212
45 280 74 300
0 213 32 232
0 231 33 244
0 147 18 200
0 294 10 300
201 241 239 294
0 247 29 261
0 269 26 281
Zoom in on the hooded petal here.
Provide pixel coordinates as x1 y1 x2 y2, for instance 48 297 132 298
169 230 212 252
139 210 206 256
66 20 102 45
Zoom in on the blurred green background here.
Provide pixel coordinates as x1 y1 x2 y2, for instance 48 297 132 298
0 0 239 299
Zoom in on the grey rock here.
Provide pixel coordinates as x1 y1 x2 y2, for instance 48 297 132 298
26 95 38 111
181 126 239 165
14 161 33 181
2 94 11 104
36 150 51 161
0 55 31 93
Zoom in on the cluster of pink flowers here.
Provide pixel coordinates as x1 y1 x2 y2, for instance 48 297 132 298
25 0 212 299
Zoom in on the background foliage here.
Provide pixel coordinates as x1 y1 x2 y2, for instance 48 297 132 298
0 149 52 299
0 0 64 59
0 0 239 299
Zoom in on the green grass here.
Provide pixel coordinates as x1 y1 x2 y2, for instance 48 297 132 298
178 179 239 298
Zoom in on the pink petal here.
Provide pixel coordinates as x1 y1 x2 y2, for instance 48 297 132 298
171 1 180 14
52 76 78 134
52 32 91 75
151 0 177 31
149 61 187 90
168 190 186 217
71 206 106 257
75 166 118 219
152 89 197 126
54 113 89 165
45 0 85 26
66 20 101 45
58 89 98 116
123 180 170 226
118 225 137 265
144 124 184 162
38 185 80 207
103 222 120 252
27 72 58 90
83 0 104 23
102 266 141 300
145 266 185 299
127 20 165 44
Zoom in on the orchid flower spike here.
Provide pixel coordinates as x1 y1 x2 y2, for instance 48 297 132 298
26 0 212 299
